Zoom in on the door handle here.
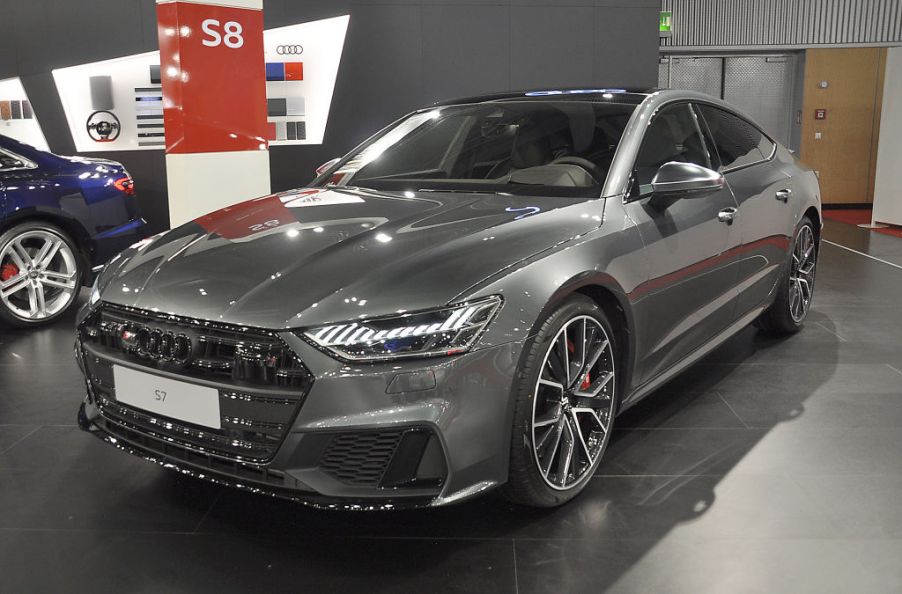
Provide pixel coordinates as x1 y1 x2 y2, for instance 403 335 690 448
717 207 738 224
776 188 792 202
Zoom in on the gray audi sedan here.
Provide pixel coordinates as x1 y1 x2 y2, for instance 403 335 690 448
76 88 821 508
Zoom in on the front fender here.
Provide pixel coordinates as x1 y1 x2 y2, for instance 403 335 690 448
460 200 647 396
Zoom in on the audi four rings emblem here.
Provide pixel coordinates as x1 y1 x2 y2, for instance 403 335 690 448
121 326 192 365
276 45 304 55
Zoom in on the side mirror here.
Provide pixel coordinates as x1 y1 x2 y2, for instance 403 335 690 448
315 157 341 177
649 161 725 197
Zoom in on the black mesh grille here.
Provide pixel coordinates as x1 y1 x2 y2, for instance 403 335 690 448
97 411 294 488
318 430 406 486
81 303 310 389
79 303 313 463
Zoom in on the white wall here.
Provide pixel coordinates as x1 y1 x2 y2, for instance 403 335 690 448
873 46 902 227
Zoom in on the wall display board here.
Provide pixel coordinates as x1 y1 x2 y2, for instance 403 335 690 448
0 77 50 151
52 15 349 153
52 51 164 152
263 16 348 146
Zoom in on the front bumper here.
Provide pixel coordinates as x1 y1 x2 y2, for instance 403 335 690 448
75 311 524 508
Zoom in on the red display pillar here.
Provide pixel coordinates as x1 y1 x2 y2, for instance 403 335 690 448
156 0 270 227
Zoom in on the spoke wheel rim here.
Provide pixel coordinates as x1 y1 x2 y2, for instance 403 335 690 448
531 315 616 491
788 224 816 323
0 229 78 321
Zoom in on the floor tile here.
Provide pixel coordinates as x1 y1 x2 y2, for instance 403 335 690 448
722 390 902 429
0 531 517 594
0 425 137 469
515 537 902 594
598 428 766 476
0 425 39 454
617 391 746 429
665 362 902 396
0 465 219 531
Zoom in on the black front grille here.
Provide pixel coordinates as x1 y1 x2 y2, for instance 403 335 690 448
81 303 310 389
318 430 406 486
79 303 313 463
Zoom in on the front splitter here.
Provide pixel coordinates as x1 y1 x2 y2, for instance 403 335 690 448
77 402 439 511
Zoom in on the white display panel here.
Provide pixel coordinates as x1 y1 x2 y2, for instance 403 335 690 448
51 15 349 153
0 77 50 151
52 51 163 152
263 15 349 146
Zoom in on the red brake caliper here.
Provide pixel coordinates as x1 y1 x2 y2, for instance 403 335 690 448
0 263 19 282
567 338 592 390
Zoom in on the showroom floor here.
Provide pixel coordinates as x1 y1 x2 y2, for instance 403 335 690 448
2 219 902 593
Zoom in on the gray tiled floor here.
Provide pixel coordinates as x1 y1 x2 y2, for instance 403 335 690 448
1 224 901 593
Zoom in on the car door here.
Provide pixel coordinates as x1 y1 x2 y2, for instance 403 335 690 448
0 151 12 215
623 102 743 385
695 104 794 317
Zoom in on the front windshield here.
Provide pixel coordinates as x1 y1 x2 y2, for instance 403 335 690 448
319 100 636 198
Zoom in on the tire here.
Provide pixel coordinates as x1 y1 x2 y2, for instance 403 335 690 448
0 221 83 327
755 216 818 334
500 295 619 508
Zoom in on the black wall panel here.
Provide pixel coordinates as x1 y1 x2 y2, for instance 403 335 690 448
422 5 510 102
0 0 659 234
510 6 595 89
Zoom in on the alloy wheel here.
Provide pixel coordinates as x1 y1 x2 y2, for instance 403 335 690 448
531 315 616 490
789 224 816 323
0 229 79 321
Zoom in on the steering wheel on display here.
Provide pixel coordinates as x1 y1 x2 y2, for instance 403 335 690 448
549 156 605 185
86 110 121 142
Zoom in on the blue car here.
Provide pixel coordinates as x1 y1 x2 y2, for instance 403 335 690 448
0 134 147 326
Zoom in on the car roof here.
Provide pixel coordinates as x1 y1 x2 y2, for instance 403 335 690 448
433 87 656 107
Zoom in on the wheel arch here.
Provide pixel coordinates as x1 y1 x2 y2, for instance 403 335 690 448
803 206 821 243
0 207 94 270
540 274 637 406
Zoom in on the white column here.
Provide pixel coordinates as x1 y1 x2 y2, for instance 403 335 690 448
872 47 902 227
166 151 270 226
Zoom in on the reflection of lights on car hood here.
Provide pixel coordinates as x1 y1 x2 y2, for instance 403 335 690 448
505 206 541 219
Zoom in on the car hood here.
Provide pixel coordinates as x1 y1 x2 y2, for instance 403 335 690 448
99 187 604 329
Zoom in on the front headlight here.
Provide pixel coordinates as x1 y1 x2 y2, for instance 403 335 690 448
301 296 502 361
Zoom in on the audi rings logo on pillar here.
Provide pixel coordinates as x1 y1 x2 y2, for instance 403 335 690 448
276 44 304 55
120 326 193 365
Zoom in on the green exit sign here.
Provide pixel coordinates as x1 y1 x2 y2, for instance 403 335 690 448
660 11 673 37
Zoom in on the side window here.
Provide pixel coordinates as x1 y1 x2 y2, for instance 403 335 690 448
634 103 714 188
0 149 32 171
697 105 773 171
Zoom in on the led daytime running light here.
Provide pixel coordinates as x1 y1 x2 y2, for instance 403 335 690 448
302 297 501 361
312 304 478 347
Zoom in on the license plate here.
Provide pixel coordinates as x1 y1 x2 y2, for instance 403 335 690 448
113 366 222 429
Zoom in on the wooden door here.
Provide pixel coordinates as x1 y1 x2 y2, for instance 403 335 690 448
800 48 887 205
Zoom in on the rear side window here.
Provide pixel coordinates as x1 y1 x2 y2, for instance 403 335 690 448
697 105 774 171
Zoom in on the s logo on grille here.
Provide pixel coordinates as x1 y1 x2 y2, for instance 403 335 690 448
122 326 192 365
